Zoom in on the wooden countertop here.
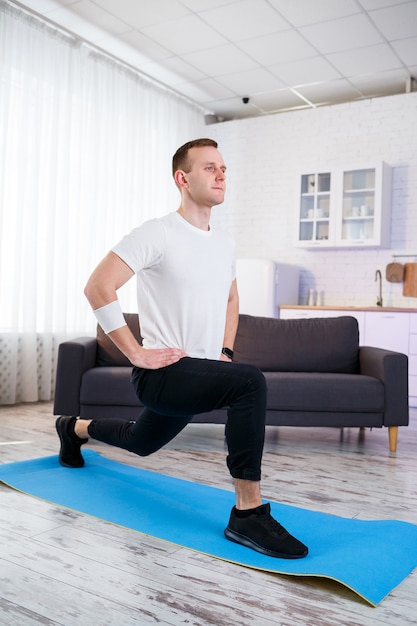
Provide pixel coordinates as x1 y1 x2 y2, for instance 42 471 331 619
279 305 417 312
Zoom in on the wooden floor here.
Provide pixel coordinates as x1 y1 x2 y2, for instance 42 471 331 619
1 403 416 626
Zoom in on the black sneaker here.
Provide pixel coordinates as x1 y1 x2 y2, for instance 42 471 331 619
56 416 88 468
224 503 308 559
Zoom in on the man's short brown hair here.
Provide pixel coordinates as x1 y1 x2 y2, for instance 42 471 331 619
172 138 218 177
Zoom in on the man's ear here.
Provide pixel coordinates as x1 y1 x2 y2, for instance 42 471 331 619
174 170 188 188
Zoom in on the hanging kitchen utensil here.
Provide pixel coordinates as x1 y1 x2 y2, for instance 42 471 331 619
403 263 417 297
385 262 404 283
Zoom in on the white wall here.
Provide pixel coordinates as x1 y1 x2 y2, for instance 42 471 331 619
209 92 417 308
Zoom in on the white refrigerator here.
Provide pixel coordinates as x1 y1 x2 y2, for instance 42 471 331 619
236 258 299 319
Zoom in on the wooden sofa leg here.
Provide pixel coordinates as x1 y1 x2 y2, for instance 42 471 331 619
388 426 398 452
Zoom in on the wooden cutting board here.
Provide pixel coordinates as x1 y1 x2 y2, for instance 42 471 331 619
403 263 417 297
386 262 404 282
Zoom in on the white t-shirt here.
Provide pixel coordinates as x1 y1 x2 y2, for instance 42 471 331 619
112 211 236 360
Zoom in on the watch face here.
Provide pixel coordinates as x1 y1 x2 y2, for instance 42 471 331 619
222 347 233 359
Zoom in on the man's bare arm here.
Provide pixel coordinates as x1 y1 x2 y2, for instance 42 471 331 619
84 251 186 369
220 278 239 360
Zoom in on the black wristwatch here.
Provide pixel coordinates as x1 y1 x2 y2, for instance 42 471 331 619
221 347 234 360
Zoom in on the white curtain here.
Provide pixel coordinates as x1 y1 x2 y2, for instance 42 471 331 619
0 1 205 404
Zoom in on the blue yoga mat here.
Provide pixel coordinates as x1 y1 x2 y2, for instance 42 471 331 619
1 449 417 606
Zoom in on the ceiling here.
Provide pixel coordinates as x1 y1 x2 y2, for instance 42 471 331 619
15 0 417 122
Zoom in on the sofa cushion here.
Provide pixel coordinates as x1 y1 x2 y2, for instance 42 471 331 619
96 313 142 366
265 372 384 412
234 314 359 373
81 367 140 406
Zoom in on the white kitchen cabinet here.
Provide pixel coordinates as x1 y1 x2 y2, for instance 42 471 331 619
297 171 333 246
409 314 417 405
279 308 319 320
296 163 391 248
364 312 410 354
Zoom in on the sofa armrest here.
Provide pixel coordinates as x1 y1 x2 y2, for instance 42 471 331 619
53 337 97 417
359 346 409 426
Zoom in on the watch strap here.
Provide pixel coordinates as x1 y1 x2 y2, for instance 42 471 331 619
221 347 234 360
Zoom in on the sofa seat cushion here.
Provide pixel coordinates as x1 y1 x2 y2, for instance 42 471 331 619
80 367 140 406
265 372 384 412
234 314 359 373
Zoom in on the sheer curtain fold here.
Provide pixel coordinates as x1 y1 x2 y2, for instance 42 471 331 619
0 1 205 404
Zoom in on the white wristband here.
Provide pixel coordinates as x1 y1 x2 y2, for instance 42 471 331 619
93 300 127 334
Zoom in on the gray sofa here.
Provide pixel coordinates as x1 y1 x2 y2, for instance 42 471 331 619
53 313 409 452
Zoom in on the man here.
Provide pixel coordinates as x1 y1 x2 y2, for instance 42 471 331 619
56 138 308 559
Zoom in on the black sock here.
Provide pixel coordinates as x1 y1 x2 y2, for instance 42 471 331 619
234 504 265 518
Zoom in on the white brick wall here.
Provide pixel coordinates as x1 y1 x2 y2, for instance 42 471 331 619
210 92 417 308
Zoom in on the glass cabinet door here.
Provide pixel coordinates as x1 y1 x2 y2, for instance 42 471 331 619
296 162 390 248
299 172 331 243
340 168 376 242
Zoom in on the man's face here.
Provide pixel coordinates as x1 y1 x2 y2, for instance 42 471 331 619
184 145 227 207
